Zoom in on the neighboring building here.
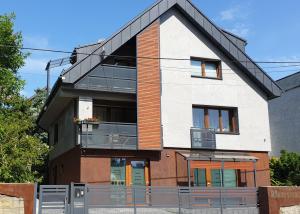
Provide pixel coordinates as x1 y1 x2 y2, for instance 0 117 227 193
269 72 300 156
38 0 281 187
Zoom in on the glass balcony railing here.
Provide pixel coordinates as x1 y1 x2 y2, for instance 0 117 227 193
191 128 216 149
79 121 137 150
75 64 136 94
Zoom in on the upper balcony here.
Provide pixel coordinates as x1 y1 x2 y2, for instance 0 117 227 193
191 128 216 149
79 122 137 150
75 64 136 94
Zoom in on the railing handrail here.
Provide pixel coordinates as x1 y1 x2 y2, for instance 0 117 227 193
100 63 136 70
191 127 216 132
78 121 137 126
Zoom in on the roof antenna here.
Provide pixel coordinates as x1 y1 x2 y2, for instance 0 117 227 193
45 56 73 96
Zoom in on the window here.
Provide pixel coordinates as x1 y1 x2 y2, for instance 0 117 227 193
110 158 150 186
54 123 58 145
192 106 238 133
194 168 206 187
208 109 220 132
191 58 221 79
211 169 237 187
111 158 126 185
192 108 204 128
93 101 137 123
131 161 146 186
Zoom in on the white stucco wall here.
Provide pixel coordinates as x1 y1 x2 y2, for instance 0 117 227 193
78 97 93 120
160 9 271 152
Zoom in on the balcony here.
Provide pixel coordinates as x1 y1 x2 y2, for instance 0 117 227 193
75 64 136 94
79 122 137 150
190 128 216 149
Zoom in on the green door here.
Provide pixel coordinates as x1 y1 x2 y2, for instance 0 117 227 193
211 169 237 187
211 169 222 187
223 169 237 187
194 169 207 187
131 161 146 186
111 158 126 185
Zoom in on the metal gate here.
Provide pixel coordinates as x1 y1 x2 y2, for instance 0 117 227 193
38 184 258 214
38 185 69 214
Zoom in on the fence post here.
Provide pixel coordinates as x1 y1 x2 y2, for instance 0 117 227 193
219 188 223 214
178 187 181 214
220 161 224 214
133 186 137 214
70 183 74 214
38 186 43 214
33 183 38 214
84 184 88 214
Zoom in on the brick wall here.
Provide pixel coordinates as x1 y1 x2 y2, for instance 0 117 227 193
49 147 81 184
259 186 300 214
0 183 35 214
136 20 162 150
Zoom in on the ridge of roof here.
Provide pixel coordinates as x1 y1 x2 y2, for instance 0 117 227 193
59 0 281 98
219 28 247 43
276 71 300 82
276 71 300 91
75 41 103 49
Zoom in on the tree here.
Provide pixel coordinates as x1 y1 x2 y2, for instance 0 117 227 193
29 88 48 144
270 150 300 186
0 13 49 183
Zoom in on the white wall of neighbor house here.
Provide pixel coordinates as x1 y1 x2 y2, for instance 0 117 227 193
159 9 271 152
78 97 93 119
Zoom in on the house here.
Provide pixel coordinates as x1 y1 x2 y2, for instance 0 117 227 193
37 0 281 187
269 72 300 156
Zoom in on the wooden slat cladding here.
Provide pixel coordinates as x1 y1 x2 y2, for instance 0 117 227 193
137 20 161 150
190 161 254 170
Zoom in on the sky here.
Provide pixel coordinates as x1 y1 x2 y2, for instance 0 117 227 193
1 0 300 97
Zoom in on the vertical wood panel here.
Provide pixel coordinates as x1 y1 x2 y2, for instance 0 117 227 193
137 20 162 150
201 62 206 77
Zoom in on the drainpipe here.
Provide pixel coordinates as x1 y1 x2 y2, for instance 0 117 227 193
187 160 191 188
253 160 257 187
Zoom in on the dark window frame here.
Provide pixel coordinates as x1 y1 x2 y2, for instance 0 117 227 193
192 105 239 134
54 123 59 145
191 57 222 80
93 101 137 124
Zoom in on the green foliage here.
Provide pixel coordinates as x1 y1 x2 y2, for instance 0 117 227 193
270 150 300 186
0 13 49 183
29 88 48 144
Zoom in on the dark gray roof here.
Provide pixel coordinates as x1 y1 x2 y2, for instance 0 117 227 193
70 42 104 65
220 29 247 52
61 0 281 98
276 71 300 91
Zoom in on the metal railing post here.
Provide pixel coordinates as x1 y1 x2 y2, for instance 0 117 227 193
84 184 88 214
65 186 69 214
70 183 74 214
38 186 43 214
220 161 224 214
178 187 181 214
133 186 137 214
33 183 38 214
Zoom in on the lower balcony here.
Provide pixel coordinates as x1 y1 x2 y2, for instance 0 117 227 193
191 128 216 149
79 122 137 150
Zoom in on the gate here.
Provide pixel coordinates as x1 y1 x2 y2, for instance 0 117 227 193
38 185 69 214
38 184 258 214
